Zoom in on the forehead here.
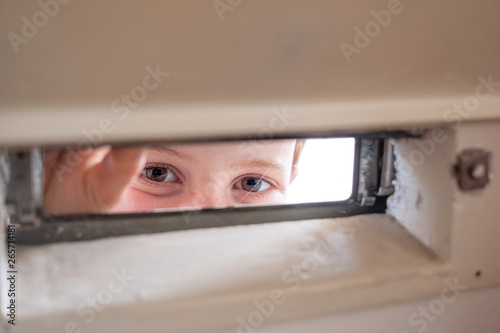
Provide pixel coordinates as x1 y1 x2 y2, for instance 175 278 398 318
148 140 297 162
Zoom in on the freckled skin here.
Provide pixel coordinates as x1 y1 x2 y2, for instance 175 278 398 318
112 140 298 213
44 140 298 215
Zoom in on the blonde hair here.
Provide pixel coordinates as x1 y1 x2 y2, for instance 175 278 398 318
293 139 306 166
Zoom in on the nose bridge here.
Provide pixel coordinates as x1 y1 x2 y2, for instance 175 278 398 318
190 173 233 208
193 188 232 209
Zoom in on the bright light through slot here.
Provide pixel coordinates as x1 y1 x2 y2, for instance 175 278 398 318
42 138 356 215
3 133 405 244
287 138 355 204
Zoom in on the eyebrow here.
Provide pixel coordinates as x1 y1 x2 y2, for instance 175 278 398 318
147 146 287 172
146 146 194 161
230 159 287 172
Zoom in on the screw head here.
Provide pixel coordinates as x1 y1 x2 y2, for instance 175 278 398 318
470 164 486 180
456 149 490 191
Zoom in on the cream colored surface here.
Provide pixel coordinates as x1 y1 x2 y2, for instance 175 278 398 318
389 121 500 290
1 0 500 146
4 120 499 333
14 214 446 333
388 128 456 260
260 286 500 333
1 0 500 332
451 121 500 288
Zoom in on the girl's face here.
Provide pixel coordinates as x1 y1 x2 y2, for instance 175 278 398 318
112 140 298 213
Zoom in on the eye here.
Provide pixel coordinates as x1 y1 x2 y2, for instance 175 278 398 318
234 177 272 192
142 166 179 183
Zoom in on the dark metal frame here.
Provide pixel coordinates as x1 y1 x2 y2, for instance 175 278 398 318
3 131 415 245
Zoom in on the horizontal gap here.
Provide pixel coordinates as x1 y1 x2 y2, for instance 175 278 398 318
18 197 388 245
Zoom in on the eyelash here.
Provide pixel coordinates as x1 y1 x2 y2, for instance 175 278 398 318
232 174 277 194
138 165 279 194
139 163 182 187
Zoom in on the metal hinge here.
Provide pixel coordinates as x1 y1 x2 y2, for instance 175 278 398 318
357 138 395 206
1 132 413 244
5 149 43 226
